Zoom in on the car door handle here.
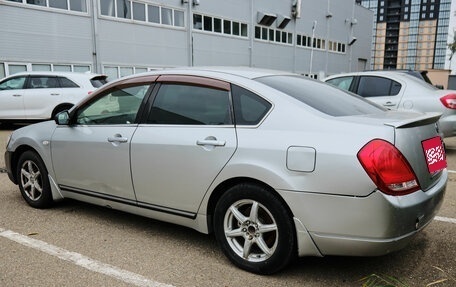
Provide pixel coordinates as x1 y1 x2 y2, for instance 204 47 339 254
50 93 60 96
197 139 226 147
107 136 128 143
12 94 22 97
384 101 396 107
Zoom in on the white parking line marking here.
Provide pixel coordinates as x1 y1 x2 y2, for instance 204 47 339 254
434 216 456 224
448 170 456 174
0 228 175 287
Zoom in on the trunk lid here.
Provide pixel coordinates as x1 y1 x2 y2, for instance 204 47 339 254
384 112 446 191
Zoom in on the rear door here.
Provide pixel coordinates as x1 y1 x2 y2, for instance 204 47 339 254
24 76 61 119
130 75 237 216
354 76 404 109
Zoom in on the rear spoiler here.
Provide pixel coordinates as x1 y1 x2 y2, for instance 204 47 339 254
383 112 441 129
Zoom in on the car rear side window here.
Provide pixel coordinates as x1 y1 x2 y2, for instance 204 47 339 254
28 76 60 89
231 85 271 125
357 76 401 97
256 75 385 117
147 84 231 125
58 77 79 88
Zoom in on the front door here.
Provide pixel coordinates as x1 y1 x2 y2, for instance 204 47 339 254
51 83 152 202
0 75 27 119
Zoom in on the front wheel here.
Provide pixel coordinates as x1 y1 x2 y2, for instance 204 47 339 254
213 183 296 274
16 151 53 208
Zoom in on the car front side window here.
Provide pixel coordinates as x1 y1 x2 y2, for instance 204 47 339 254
76 84 150 125
0 77 26 90
147 84 231 125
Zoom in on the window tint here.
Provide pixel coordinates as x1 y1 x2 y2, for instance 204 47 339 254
231 85 271 125
256 75 385 117
28 77 60 89
357 76 401 97
76 84 149 125
90 76 108 88
326 76 354 91
147 84 231 125
0 77 26 90
58 77 79 88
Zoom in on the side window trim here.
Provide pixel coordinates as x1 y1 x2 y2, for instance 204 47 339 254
157 75 230 91
145 80 232 126
71 83 154 125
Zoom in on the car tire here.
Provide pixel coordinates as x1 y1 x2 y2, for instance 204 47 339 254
213 183 296 274
16 151 53 209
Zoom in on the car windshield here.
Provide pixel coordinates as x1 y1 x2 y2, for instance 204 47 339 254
255 75 386 117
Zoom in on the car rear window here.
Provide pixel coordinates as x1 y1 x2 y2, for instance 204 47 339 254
58 77 79 88
90 76 108 88
255 75 386 117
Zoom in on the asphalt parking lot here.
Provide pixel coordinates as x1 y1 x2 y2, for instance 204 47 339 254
0 125 455 287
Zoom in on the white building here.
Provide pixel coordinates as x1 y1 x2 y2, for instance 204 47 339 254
0 0 374 80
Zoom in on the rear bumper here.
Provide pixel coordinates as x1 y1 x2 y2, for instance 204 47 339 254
279 169 447 257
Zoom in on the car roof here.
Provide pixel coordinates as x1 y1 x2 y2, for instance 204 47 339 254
125 66 296 81
324 70 422 81
3 71 106 80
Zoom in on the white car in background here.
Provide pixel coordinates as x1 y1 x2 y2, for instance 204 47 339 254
0 71 107 122
324 71 456 138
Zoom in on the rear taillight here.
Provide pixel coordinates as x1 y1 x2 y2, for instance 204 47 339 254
440 94 456 109
357 139 420 196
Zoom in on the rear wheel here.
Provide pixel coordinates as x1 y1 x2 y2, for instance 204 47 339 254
213 183 296 274
16 151 53 208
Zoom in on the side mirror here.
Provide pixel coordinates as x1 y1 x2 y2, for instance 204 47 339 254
55 111 70 125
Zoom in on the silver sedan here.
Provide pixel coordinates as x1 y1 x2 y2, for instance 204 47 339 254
4 67 447 274
324 71 456 138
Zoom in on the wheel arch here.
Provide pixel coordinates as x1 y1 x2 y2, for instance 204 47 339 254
205 177 295 234
8 145 41 184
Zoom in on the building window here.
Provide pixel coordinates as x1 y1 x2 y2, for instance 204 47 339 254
26 0 45 7
132 2 145 21
116 0 131 19
223 20 231 34
49 0 68 10
194 14 248 38
100 0 185 28
162 8 173 25
11 0 87 13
